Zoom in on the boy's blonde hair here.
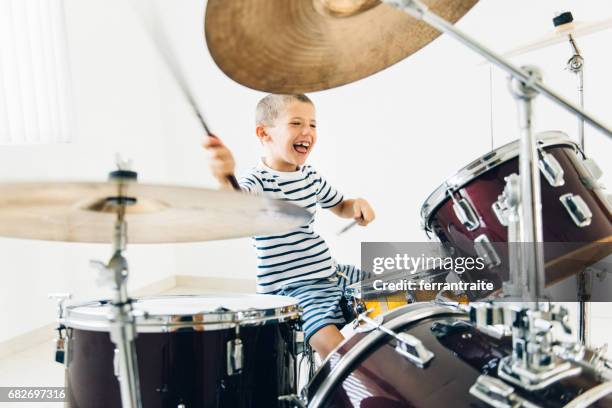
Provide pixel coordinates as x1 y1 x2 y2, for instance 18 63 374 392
255 94 313 126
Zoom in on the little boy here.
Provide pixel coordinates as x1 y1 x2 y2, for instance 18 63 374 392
202 94 374 358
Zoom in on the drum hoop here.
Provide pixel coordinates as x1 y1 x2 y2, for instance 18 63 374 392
307 303 465 408
62 294 300 333
564 380 612 408
420 131 580 231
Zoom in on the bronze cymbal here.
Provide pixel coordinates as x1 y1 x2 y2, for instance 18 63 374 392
0 181 311 243
204 0 478 93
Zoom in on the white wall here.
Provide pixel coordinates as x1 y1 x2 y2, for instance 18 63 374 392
0 0 177 342
0 0 610 345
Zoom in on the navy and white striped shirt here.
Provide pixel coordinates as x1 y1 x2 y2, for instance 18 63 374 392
239 162 344 293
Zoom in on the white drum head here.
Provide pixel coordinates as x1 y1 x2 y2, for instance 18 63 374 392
63 294 300 332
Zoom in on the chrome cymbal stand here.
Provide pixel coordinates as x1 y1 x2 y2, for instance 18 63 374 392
555 11 591 346
90 166 142 408
508 67 547 306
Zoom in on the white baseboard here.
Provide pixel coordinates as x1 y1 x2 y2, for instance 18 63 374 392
0 275 254 360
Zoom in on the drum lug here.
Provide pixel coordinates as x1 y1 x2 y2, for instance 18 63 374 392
474 234 501 269
491 200 509 227
113 348 121 378
451 196 480 231
54 331 71 366
394 332 435 368
560 193 592 227
538 151 565 187
358 312 434 368
227 338 244 376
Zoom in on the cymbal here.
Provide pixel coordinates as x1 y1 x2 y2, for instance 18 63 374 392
501 17 612 58
0 181 311 243
204 0 478 93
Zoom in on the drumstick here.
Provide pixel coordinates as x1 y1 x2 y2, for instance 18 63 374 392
129 0 240 191
337 220 358 235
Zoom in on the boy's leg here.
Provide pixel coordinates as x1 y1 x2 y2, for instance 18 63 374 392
308 324 344 359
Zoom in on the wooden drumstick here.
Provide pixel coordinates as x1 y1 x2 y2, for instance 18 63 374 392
129 1 240 191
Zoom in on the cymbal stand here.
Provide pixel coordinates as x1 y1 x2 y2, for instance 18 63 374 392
565 33 585 151
564 27 591 346
90 169 142 408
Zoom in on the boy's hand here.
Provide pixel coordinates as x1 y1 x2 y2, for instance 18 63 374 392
202 135 236 187
352 198 375 226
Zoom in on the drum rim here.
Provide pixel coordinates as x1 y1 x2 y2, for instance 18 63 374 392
62 294 300 332
420 131 580 232
307 303 465 407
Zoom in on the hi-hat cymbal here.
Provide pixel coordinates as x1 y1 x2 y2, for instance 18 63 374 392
501 17 612 58
204 0 478 93
0 181 311 243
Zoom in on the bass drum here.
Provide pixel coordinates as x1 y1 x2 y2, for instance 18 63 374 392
62 294 300 408
306 303 612 408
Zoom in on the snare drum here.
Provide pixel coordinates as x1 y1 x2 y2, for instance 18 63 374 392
306 303 612 407
60 294 300 408
421 131 612 296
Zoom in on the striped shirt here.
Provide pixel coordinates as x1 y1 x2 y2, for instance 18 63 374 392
239 161 344 293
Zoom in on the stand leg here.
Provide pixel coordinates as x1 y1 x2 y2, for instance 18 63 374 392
110 303 141 408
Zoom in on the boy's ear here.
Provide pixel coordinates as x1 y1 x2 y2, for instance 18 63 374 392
256 125 269 142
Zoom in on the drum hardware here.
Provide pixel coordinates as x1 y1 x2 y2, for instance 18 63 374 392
474 234 501 269
499 174 522 298
48 293 72 365
537 151 565 187
226 325 244 376
560 193 593 227
446 184 481 231
469 374 540 408
358 310 435 368
469 303 583 391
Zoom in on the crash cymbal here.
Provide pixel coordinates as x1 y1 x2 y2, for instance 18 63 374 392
0 181 311 243
501 17 612 58
204 0 478 93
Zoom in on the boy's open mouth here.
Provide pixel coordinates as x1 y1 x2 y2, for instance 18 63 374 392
293 141 310 154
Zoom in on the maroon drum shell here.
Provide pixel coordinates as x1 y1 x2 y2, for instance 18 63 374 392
307 304 612 408
65 322 296 408
426 143 612 291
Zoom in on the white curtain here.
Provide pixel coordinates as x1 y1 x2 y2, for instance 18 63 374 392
0 0 74 145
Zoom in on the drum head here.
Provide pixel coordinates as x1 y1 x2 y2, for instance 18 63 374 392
63 294 300 332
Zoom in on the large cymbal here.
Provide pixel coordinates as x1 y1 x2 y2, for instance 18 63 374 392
205 0 478 93
0 181 311 243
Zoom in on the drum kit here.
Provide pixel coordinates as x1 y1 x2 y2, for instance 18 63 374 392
1 0 611 407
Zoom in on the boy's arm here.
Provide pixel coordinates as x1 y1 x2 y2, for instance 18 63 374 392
329 198 375 226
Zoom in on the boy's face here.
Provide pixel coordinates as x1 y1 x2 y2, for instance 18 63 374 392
260 101 317 171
